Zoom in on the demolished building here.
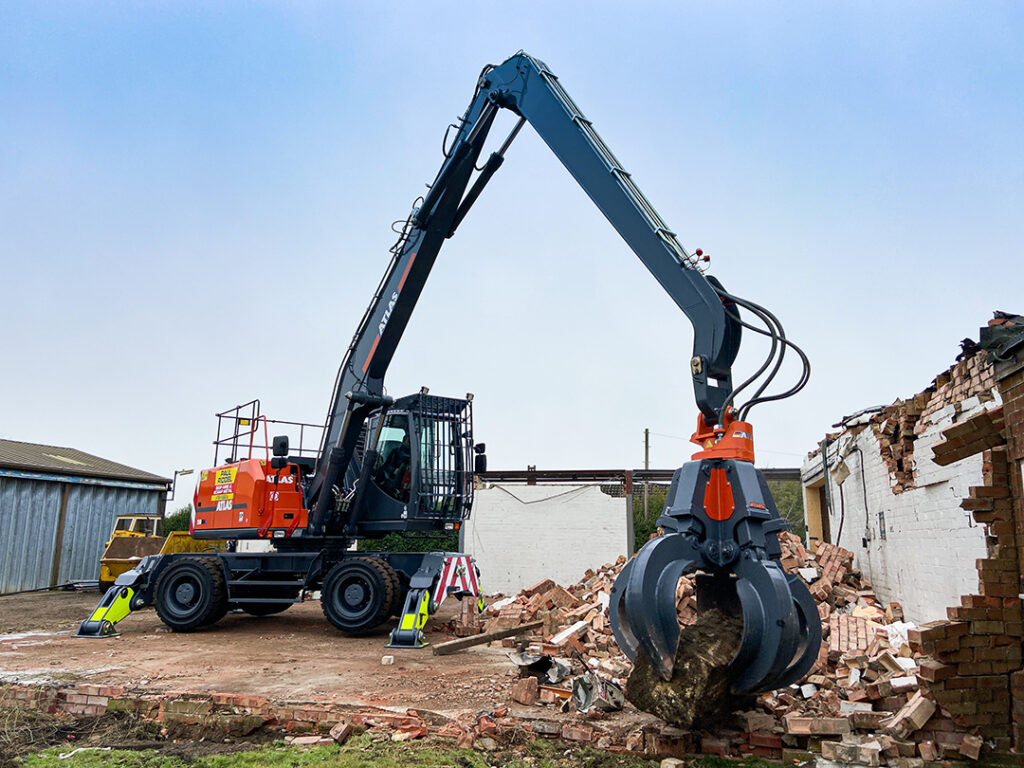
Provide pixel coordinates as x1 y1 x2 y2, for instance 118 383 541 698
802 311 1024 752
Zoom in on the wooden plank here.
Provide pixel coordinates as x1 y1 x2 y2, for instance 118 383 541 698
432 619 543 656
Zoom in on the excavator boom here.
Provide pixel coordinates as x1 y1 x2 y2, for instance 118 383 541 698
309 52 741 531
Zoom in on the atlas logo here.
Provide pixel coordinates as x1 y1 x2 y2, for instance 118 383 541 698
378 291 399 336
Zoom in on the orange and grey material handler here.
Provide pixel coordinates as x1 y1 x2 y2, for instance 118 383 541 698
78 52 817 689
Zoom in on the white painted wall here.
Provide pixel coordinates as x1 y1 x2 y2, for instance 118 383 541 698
803 397 1000 624
462 484 628 595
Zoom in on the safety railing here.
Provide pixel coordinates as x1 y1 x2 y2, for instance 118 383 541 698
213 400 325 467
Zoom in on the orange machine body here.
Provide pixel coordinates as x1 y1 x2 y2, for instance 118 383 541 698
192 458 309 539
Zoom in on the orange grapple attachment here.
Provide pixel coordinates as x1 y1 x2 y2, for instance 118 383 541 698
609 413 821 693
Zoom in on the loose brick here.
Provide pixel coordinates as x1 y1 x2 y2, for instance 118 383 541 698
510 677 539 706
561 723 594 742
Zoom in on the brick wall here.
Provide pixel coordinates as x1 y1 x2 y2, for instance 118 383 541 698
905 405 1020 753
802 352 1000 623
828 427 989 622
1001 368 1024 588
997 366 1024 748
803 337 1024 754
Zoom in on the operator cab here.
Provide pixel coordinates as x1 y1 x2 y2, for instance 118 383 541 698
353 391 484 535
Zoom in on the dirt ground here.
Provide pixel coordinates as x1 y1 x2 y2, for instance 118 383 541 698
0 591 514 712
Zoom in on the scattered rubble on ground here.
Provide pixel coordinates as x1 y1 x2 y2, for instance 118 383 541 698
443 532 993 763
0 530 1005 764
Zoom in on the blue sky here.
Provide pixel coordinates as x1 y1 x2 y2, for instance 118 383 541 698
2 2 1021 490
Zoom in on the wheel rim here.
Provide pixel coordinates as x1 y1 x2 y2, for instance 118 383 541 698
164 569 206 620
329 567 380 625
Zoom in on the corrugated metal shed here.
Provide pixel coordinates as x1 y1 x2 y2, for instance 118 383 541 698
0 439 170 593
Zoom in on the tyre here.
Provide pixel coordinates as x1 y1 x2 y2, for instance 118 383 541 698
153 557 228 632
321 557 395 634
240 602 292 617
377 560 403 617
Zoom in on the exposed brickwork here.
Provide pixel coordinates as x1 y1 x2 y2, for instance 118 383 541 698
920 354 999 425
804 323 1024 758
898 397 1023 755
863 351 998 494
997 366 1024 750
932 407 1006 466
0 680 693 757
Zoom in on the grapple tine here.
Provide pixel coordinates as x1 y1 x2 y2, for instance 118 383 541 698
620 533 699 681
609 557 639 661
730 557 798 693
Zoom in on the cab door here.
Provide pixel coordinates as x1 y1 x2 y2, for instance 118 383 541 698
369 412 415 504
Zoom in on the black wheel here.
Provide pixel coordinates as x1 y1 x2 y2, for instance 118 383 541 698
153 557 228 632
240 602 292 616
321 557 395 634
377 560 403 617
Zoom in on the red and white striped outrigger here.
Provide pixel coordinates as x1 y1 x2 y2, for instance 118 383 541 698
435 554 482 608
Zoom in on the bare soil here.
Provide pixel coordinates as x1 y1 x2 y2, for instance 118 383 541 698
0 591 514 712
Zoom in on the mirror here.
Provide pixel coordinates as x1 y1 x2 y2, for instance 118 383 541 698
272 435 289 457
474 454 487 474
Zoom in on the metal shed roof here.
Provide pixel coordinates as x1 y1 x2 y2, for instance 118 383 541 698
0 439 171 485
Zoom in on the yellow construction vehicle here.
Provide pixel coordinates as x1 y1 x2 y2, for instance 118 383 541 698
99 514 225 589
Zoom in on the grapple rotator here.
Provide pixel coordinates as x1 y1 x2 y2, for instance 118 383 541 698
610 412 821 694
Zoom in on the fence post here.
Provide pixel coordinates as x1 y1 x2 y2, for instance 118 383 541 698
624 470 634 557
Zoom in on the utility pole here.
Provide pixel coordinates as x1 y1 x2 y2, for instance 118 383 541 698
643 428 650 519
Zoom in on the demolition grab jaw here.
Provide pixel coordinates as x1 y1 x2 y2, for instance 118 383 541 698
610 412 821 694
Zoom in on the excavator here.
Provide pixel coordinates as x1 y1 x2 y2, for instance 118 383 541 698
78 51 819 694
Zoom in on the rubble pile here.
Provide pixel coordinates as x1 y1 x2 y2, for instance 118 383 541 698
451 532 991 763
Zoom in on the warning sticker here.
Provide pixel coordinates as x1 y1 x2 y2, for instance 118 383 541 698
215 467 237 485
211 492 234 501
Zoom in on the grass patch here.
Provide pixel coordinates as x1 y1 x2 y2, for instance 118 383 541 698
19 739 784 768
6 709 781 768
0 707 161 768
19 734 662 768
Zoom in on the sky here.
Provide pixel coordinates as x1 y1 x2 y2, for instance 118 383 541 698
2 2 1022 500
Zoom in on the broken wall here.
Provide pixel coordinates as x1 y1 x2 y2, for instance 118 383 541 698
462 484 626 595
995 348 1024 748
803 313 1024 752
802 352 999 623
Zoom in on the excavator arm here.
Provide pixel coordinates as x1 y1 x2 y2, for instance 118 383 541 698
309 52 740 528
307 52 818 693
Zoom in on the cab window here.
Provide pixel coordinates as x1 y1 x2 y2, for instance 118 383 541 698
372 415 412 502
133 518 158 536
